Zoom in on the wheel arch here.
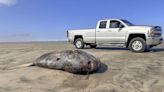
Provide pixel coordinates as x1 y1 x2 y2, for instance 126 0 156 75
74 35 83 45
126 33 146 48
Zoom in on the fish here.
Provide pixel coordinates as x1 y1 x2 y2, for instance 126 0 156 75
33 50 100 74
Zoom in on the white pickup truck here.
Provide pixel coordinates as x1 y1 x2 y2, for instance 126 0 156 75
67 19 163 52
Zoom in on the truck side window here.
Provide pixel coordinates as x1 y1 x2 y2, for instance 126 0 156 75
99 21 107 29
110 20 124 28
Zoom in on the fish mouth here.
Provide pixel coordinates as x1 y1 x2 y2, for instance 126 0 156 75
84 60 100 73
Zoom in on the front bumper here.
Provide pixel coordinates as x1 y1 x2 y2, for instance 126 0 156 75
147 37 163 46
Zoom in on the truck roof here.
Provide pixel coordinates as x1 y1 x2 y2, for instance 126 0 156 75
99 18 123 21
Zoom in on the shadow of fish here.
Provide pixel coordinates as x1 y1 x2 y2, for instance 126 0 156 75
33 50 100 74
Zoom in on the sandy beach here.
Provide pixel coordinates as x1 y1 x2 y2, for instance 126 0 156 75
0 41 164 92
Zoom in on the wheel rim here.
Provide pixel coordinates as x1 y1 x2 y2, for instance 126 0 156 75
132 41 143 51
76 40 82 48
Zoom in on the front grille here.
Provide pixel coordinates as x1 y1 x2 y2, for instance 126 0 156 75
154 26 162 31
154 33 161 37
153 26 162 37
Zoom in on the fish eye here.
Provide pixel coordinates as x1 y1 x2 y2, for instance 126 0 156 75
56 58 61 61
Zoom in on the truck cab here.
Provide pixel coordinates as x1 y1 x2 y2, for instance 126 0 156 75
96 19 129 44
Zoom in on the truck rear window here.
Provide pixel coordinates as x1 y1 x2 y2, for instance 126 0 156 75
99 21 107 29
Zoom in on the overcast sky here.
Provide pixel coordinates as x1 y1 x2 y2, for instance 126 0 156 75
0 0 163 42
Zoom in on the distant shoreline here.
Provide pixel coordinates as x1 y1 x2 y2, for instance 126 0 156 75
0 41 68 44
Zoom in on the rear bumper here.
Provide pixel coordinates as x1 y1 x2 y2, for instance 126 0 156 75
68 37 74 44
68 40 74 44
147 37 163 46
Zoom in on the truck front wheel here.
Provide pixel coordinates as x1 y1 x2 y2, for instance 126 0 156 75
129 37 146 52
75 38 84 49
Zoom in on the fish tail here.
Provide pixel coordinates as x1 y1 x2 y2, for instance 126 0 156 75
7 63 35 70
18 63 35 68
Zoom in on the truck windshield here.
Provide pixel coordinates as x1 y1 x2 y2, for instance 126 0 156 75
122 20 134 26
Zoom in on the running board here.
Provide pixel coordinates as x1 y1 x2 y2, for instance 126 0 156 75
98 43 126 47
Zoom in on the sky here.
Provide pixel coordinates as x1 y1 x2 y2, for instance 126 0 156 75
0 0 163 42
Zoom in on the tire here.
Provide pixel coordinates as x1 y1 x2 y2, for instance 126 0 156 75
90 44 97 48
129 37 146 52
74 38 84 49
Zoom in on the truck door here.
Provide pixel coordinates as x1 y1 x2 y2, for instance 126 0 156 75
108 20 126 43
96 20 110 43
96 20 126 44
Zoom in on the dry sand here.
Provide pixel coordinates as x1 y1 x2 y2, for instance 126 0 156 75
0 42 164 92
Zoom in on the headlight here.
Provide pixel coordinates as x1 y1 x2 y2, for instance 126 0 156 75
149 28 155 37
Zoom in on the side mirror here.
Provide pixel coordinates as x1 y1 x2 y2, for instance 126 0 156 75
118 25 124 31
119 24 124 28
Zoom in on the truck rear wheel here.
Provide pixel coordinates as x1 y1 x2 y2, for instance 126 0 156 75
129 37 146 52
75 38 84 49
